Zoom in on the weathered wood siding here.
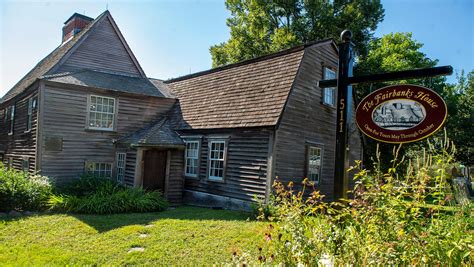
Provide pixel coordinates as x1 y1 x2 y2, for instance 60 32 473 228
124 149 137 186
168 149 184 204
0 84 39 173
55 16 141 77
39 83 176 183
180 128 271 201
274 43 363 200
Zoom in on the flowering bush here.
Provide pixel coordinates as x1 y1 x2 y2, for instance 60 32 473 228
0 164 52 212
236 136 473 265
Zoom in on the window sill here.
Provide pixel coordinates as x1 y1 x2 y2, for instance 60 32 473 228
207 177 225 183
321 102 336 109
85 128 116 133
185 175 200 180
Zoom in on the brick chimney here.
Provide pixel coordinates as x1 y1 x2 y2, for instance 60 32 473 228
62 13 93 44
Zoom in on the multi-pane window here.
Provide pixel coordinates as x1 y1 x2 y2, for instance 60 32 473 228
307 146 323 184
8 157 13 169
26 97 36 132
88 95 115 130
185 141 200 177
323 67 336 106
116 152 126 183
22 158 29 172
208 141 226 181
7 105 15 134
86 162 112 178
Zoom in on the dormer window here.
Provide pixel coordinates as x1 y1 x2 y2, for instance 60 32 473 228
88 95 116 130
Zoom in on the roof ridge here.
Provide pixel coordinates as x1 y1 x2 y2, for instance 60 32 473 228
1 10 109 103
41 70 86 79
165 38 334 83
142 117 168 141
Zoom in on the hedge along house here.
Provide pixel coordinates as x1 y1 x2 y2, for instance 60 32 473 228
0 11 362 208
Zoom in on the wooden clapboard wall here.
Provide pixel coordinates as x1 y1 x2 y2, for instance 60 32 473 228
39 83 176 184
54 16 142 77
274 42 363 200
181 128 272 202
168 149 184 204
0 83 39 173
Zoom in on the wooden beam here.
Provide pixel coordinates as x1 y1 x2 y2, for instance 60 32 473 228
318 65 453 88
165 150 171 199
134 148 144 188
265 130 275 202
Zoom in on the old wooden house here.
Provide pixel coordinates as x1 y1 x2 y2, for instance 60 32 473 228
0 11 362 208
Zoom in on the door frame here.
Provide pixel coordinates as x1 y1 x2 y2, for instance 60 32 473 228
134 148 171 198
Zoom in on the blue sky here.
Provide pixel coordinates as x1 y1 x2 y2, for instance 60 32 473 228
1 0 472 96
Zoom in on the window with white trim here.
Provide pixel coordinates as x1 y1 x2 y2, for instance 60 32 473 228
8 157 13 169
208 141 226 181
26 97 36 132
323 67 336 106
86 162 112 178
185 141 200 177
7 105 15 135
22 158 29 172
88 95 116 130
116 152 126 183
307 146 323 184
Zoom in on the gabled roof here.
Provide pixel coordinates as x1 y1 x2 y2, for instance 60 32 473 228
43 70 171 97
1 10 147 103
165 39 335 130
118 116 184 147
149 78 176 98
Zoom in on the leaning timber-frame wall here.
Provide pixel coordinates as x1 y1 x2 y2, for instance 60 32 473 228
38 81 176 184
179 127 273 204
274 41 362 200
0 83 40 172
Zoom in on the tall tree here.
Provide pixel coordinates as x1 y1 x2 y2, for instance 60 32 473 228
354 32 473 166
354 32 442 100
443 70 474 165
210 0 384 67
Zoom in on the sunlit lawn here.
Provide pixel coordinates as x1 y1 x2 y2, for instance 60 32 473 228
0 206 269 265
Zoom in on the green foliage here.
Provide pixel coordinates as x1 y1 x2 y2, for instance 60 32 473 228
210 0 384 67
0 163 52 212
48 176 168 214
354 32 474 167
442 70 474 165
250 194 279 221
241 136 473 265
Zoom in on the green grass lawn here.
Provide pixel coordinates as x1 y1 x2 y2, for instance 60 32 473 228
0 206 269 265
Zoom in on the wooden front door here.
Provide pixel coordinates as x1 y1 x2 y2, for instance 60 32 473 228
143 150 167 192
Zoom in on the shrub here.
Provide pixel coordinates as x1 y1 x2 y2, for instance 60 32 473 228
250 194 279 221
48 175 168 214
0 163 52 212
241 135 473 265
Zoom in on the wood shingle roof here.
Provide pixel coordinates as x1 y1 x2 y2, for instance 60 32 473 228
1 10 150 104
43 70 171 98
165 46 309 130
0 11 108 103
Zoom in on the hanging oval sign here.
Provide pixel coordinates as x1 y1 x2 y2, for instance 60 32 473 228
355 84 447 144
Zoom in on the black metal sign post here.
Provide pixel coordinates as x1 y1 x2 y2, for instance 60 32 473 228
334 30 354 200
322 30 453 200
